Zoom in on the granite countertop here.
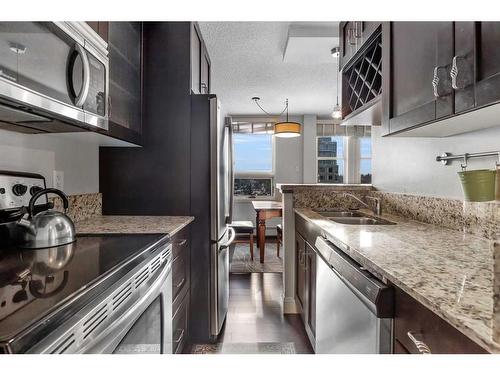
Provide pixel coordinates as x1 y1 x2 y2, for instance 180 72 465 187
295 208 500 353
76 215 194 236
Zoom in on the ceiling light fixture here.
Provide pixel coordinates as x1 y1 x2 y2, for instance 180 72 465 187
331 46 342 120
251 97 301 138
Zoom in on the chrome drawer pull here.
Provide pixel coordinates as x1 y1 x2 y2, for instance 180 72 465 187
175 277 186 289
175 239 187 246
432 65 451 98
450 55 469 90
407 331 431 354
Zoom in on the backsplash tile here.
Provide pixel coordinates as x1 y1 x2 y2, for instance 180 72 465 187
292 186 373 210
51 193 102 222
494 240 500 344
288 185 500 240
369 191 500 240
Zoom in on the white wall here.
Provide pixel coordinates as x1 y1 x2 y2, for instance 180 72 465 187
372 125 500 199
302 114 317 183
0 130 100 194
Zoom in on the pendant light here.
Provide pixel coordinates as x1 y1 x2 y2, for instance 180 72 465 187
252 97 301 138
331 47 342 119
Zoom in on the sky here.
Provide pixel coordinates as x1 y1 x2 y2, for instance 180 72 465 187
234 133 273 172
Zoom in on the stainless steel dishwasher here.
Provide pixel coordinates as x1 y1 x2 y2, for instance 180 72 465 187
314 237 394 354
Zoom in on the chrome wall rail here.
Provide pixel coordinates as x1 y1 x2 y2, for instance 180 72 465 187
436 151 500 167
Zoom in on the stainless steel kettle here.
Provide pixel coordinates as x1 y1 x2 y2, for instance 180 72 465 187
17 188 76 249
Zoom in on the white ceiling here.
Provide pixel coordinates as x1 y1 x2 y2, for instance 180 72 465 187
198 22 340 117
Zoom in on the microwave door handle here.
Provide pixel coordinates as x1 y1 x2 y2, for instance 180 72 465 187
74 44 90 107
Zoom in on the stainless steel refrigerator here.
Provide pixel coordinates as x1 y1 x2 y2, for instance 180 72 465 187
190 94 235 341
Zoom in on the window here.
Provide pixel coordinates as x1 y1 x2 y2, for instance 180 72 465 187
317 136 346 183
234 133 273 173
233 122 274 198
359 136 372 184
316 122 372 184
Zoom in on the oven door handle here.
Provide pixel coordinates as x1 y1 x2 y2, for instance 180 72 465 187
81 259 172 354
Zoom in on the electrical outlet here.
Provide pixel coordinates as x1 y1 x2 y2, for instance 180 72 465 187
53 170 64 190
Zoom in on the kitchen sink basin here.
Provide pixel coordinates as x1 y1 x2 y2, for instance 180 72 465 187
329 216 396 225
314 210 366 218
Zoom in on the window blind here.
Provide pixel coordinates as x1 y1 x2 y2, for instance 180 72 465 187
232 121 274 134
316 122 371 138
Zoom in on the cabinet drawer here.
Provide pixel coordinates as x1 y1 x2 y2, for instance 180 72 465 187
172 251 189 303
172 292 189 354
394 288 487 354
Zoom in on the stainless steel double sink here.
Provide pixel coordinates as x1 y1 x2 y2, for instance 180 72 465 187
314 210 396 225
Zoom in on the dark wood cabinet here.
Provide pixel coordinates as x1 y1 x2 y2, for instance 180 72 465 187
200 50 211 94
454 22 500 113
107 22 142 144
191 23 211 94
382 22 454 134
86 21 109 43
100 22 215 344
382 21 500 136
295 215 319 349
394 287 487 354
295 231 306 316
190 25 202 94
340 21 382 70
305 242 316 340
172 292 189 354
171 225 191 354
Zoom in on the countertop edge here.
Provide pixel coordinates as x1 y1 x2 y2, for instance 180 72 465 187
167 216 195 237
277 183 374 193
75 215 195 236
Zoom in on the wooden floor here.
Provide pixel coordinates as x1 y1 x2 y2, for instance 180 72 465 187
214 273 313 354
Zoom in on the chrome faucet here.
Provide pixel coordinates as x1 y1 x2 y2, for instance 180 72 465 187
342 192 382 216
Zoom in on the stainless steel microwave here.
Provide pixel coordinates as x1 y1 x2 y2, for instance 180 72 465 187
0 22 109 133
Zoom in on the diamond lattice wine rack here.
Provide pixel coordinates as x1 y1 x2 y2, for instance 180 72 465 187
341 28 382 118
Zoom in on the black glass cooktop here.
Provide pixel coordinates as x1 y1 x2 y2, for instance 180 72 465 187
0 233 165 342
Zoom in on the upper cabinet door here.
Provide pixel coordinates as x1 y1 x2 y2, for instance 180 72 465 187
383 22 454 134
340 22 382 70
201 51 210 94
86 22 109 44
454 22 500 112
108 22 142 140
340 22 357 70
191 23 211 95
191 24 201 94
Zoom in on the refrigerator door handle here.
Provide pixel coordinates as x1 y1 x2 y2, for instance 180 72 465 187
220 227 236 250
225 117 234 225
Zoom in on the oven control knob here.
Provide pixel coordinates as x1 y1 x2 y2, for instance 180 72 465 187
30 186 43 196
12 184 28 196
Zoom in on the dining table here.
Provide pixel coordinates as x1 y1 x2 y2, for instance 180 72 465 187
251 200 283 263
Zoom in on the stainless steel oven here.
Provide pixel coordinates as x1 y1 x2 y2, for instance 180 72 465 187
0 22 108 132
23 242 172 354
